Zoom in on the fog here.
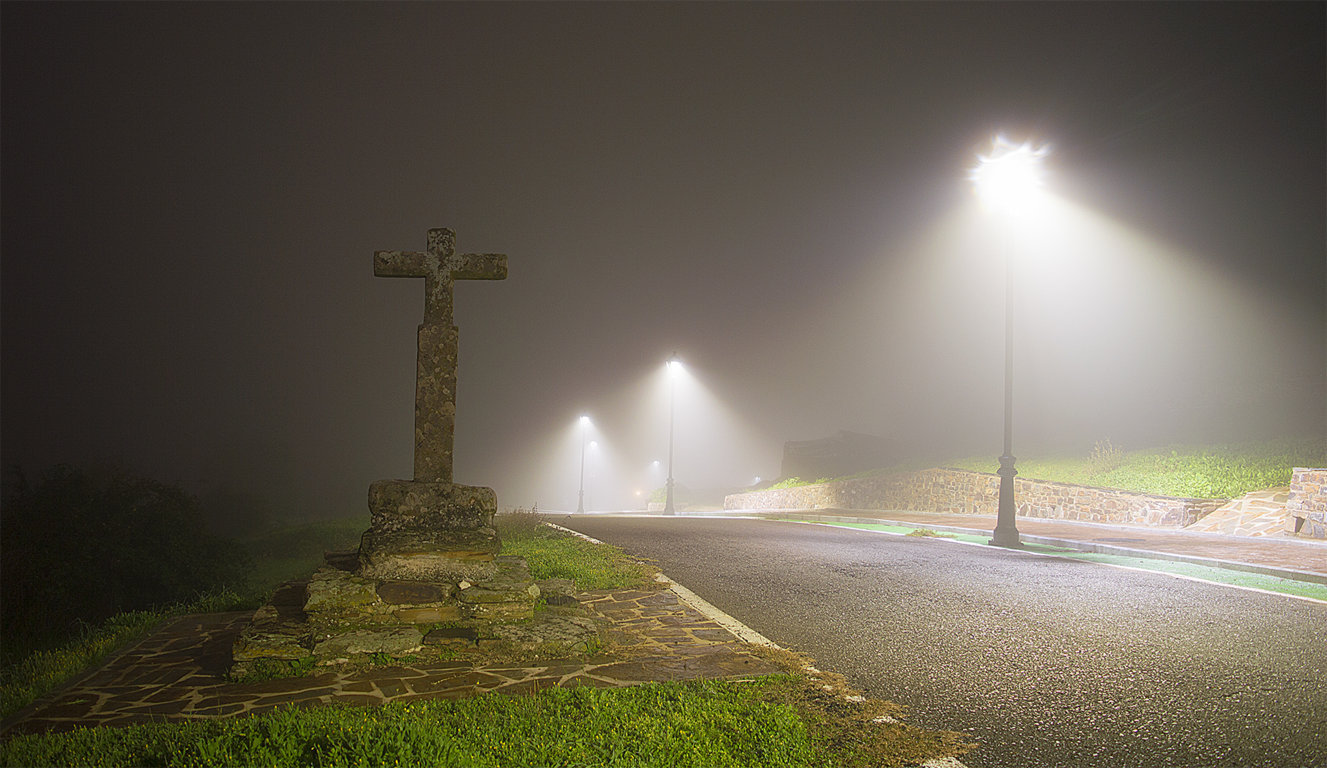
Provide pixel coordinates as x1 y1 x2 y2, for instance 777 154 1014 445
2 3 1322 525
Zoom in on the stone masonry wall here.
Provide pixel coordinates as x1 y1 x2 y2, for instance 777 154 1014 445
725 468 1224 528
1286 467 1327 539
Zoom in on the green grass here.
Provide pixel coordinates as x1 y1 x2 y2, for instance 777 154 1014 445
496 511 652 590
944 438 1325 499
767 476 832 490
0 675 973 768
239 516 369 597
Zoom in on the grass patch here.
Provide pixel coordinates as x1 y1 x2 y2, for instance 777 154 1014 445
496 510 653 590
239 516 368 597
945 437 1325 499
905 528 955 539
768 476 833 490
0 675 974 768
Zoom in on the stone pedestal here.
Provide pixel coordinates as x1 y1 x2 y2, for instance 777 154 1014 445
359 480 501 581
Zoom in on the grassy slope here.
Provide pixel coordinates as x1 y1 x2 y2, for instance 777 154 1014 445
944 438 1325 499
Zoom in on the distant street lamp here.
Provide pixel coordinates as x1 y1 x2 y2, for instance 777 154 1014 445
971 137 1048 548
664 353 682 515
576 415 590 514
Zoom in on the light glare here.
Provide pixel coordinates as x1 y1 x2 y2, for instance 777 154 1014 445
971 136 1049 214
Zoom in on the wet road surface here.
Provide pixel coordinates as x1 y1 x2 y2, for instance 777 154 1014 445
559 515 1327 768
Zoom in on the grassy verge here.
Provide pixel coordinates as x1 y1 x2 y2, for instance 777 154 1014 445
240 516 368 597
944 438 1325 499
496 509 653 590
0 673 974 768
806 520 1327 601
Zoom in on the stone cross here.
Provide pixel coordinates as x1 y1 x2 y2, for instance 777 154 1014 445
374 228 506 484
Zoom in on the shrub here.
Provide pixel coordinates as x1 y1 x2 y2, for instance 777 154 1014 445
1 464 250 656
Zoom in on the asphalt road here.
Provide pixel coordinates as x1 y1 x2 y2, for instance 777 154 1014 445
558 515 1327 768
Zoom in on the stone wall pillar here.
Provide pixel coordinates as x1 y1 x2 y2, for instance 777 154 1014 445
1287 467 1327 539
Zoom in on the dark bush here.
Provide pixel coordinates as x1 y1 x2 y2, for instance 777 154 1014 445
1 464 250 653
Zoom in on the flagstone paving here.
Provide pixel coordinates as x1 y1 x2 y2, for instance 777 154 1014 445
2 587 782 737
1183 488 1292 537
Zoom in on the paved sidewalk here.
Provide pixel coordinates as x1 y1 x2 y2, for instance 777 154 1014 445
740 508 1327 582
1 586 782 737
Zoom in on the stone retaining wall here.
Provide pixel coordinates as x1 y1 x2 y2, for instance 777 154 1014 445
725 468 1224 528
1287 467 1327 539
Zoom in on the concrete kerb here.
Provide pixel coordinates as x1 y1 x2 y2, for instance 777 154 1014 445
741 509 1327 590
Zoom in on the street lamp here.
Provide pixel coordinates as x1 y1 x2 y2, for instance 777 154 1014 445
576 415 590 514
663 352 681 515
971 137 1048 548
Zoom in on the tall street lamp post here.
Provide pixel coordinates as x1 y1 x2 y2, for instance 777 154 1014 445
971 137 1048 548
576 415 589 514
663 353 681 516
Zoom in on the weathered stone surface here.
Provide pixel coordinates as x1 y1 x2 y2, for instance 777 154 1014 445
304 568 378 614
359 528 501 582
457 557 540 606
232 624 312 661
537 578 578 606
493 615 600 652
1287 467 1327 539
467 601 535 622
372 227 506 484
312 627 424 659
376 580 450 605
393 606 461 623
424 626 479 646
367 480 496 533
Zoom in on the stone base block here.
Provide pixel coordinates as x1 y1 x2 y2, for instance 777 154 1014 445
361 479 501 581
312 627 424 661
457 556 539 622
359 527 501 582
367 480 496 533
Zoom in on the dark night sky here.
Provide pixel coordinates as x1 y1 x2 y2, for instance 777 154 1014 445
3 2 1323 517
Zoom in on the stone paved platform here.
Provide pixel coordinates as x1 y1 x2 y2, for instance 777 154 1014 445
1 586 782 737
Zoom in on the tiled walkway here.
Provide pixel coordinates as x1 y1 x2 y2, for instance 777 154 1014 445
2 587 781 737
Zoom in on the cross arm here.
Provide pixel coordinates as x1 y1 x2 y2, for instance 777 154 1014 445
374 250 431 278
450 253 508 281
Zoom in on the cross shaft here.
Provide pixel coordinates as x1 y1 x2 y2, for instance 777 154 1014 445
373 228 507 483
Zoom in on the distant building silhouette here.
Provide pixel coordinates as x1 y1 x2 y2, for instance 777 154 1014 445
780 430 898 481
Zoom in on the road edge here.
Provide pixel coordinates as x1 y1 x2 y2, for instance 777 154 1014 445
544 520 970 768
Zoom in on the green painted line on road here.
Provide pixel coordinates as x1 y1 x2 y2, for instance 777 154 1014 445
796 520 1327 602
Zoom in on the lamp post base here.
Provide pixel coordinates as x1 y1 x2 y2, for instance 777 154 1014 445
663 478 676 516
990 454 1022 547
